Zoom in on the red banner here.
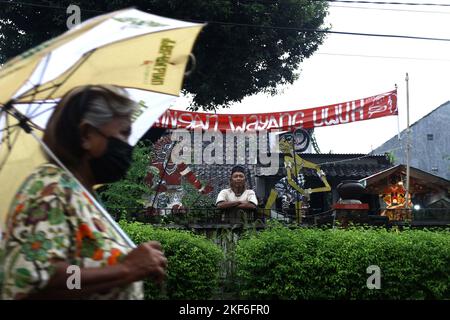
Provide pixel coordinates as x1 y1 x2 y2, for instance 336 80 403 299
153 89 397 131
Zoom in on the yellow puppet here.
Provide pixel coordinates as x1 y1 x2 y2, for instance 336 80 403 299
265 130 331 222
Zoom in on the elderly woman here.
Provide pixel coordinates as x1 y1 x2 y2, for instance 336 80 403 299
0 85 167 299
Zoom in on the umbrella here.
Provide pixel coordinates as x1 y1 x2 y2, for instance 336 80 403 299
0 8 205 247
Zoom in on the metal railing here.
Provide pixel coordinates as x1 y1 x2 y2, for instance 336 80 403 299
111 207 312 225
109 206 450 227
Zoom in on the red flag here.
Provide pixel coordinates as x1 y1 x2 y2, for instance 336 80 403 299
153 89 397 132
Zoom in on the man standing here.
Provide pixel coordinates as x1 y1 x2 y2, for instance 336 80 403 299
216 166 258 222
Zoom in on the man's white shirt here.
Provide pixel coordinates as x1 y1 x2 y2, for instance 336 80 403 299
216 188 258 206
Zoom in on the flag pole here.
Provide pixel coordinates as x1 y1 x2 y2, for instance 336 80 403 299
395 83 400 141
405 73 411 211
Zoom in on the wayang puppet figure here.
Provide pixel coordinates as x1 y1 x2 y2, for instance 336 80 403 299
264 129 331 222
143 134 212 214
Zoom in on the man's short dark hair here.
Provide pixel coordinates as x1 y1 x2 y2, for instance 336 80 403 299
231 165 246 175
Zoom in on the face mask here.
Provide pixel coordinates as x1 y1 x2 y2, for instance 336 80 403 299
89 130 133 184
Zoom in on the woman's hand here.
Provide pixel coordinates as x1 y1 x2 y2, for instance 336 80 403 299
25 244 167 300
122 241 168 284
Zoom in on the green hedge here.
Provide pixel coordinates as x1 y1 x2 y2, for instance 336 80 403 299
235 224 450 299
120 221 224 299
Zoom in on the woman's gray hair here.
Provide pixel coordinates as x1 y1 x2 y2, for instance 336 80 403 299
43 85 138 168
81 85 137 128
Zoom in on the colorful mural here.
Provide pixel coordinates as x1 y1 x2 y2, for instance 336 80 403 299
143 134 213 214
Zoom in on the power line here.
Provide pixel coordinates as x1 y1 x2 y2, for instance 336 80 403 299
0 0 102 13
317 52 450 62
198 20 450 42
330 3 450 14
240 0 450 14
3 0 450 11
316 146 403 166
239 0 450 7
321 0 450 7
204 43 450 62
1 1 450 42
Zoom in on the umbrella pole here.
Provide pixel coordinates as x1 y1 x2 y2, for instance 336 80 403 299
29 130 137 248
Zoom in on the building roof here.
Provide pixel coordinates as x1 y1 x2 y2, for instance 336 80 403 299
359 164 450 194
406 100 450 130
256 153 392 178
372 101 450 151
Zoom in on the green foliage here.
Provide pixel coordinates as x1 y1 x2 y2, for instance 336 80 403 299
207 227 243 299
235 223 450 299
0 0 329 110
120 221 224 299
98 141 152 215
181 181 215 222
181 181 214 208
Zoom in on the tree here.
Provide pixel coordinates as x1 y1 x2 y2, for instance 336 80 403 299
0 0 329 111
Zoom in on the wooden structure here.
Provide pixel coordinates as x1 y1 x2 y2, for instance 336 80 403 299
360 164 450 224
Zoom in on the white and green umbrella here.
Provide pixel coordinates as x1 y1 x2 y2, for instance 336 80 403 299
0 8 205 246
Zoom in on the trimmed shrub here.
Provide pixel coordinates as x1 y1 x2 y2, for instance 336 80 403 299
235 224 450 299
120 221 224 299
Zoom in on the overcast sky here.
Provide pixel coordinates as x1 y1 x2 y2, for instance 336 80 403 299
173 0 450 154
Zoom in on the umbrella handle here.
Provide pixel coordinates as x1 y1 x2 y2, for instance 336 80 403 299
184 53 196 77
29 130 137 249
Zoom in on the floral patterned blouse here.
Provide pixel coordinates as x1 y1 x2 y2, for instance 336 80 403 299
0 163 143 300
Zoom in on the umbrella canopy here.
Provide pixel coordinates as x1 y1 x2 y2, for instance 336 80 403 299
0 8 204 230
